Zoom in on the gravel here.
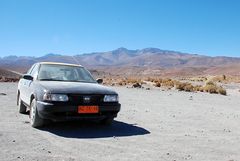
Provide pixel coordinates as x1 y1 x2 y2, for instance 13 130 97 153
0 82 240 161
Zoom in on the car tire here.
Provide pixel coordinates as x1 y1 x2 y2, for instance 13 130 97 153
100 117 114 125
18 93 27 114
30 98 44 128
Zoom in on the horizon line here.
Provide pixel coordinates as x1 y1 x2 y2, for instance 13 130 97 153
0 47 239 59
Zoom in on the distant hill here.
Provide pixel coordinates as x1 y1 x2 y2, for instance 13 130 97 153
0 47 240 76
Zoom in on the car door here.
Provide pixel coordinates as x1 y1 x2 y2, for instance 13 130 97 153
20 64 36 104
25 64 40 106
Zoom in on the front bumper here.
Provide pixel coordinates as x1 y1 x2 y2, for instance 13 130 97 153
36 101 121 122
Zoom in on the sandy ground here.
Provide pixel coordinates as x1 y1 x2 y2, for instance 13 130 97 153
0 82 240 161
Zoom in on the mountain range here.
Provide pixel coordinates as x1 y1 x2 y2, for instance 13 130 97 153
0 47 240 76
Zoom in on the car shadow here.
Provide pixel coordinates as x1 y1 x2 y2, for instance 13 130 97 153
39 120 150 138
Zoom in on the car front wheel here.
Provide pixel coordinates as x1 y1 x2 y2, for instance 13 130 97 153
30 98 44 128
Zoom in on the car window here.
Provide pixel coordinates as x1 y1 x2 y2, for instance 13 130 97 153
26 64 36 75
38 64 96 83
30 64 39 79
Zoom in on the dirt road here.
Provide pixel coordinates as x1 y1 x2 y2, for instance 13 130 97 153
0 83 240 161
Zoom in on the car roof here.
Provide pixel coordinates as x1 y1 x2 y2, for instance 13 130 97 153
38 62 82 67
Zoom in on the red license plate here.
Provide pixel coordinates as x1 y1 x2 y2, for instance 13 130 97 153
78 106 99 114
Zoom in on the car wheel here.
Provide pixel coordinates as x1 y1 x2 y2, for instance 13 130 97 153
18 93 27 114
100 117 114 125
30 98 44 128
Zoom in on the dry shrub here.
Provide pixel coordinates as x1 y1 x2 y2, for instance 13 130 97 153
217 87 227 95
204 84 218 94
209 75 228 83
116 78 143 86
184 84 194 92
152 78 164 87
199 87 204 92
103 78 113 85
175 82 195 92
206 81 215 86
223 75 226 80
161 80 174 89
162 78 172 83
118 81 126 86
175 82 187 91
152 78 174 89
126 78 140 84
194 85 203 92
203 81 227 95
154 78 163 84
189 77 207 82
146 77 155 82
227 76 240 83
154 82 161 87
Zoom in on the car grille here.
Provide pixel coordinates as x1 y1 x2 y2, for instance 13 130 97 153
68 94 104 105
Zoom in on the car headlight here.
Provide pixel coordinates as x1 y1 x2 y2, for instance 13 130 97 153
43 93 69 102
103 95 118 102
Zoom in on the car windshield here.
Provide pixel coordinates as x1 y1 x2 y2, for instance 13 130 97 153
37 64 96 83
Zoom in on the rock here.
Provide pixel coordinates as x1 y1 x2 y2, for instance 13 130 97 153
132 83 141 88
184 154 192 160
23 121 30 124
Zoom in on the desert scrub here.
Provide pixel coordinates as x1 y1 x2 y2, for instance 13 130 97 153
151 78 163 87
194 85 204 92
126 78 143 84
116 78 143 86
175 82 195 92
184 84 194 92
205 81 215 86
154 78 163 84
118 81 127 86
189 77 207 82
203 81 227 95
175 82 187 91
217 87 227 95
161 79 174 89
145 77 156 82
154 82 161 87
204 84 218 94
103 78 115 85
162 78 172 83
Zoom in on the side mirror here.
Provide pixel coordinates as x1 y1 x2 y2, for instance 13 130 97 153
96 78 103 84
23 74 33 81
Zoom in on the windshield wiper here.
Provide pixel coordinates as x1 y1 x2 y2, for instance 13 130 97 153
39 79 95 83
39 79 63 81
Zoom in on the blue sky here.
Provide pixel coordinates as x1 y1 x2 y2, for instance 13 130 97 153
0 0 240 57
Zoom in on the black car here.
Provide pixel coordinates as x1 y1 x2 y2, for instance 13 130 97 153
17 62 121 127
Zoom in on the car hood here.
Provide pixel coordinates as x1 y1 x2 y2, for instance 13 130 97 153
38 81 117 95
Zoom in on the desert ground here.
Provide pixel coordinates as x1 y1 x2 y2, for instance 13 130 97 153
0 82 240 161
